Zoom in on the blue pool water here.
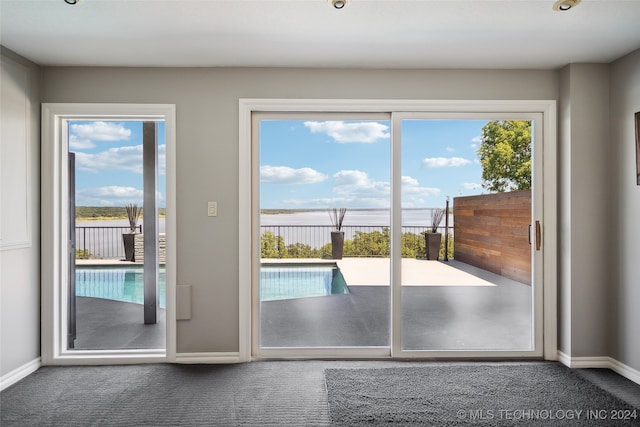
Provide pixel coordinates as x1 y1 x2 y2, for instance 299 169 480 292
260 264 349 301
76 264 348 306
76 266 166 309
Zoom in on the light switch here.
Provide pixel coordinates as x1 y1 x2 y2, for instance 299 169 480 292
207 201 218 217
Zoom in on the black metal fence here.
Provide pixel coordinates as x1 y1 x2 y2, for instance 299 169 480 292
75 225 142 259
75 224 452 259
260 225 453 258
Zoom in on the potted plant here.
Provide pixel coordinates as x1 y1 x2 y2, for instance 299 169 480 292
329 207 347 259
123 203 141 262
424 208 445 260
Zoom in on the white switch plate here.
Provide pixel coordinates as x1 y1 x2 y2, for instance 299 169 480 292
207 201 217 217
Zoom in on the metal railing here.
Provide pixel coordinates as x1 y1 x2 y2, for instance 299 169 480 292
75 225 142 259
260 225 453 258
75 224 453 259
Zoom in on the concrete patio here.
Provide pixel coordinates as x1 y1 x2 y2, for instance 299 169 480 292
73 258 531 352
261 258 532 350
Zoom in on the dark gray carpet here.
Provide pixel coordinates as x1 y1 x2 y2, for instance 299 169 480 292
3 361 639 426
0 363 330 426
324 364 640 426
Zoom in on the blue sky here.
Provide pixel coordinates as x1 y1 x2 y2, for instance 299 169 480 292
69 118 488 210
69 120 166 207
260 119 488 209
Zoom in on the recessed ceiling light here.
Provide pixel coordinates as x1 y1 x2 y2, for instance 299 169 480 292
553 0 580 11
329 0 349 10
64 0 79 4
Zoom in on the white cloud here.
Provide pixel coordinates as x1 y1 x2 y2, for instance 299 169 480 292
422 157 471 168
401 175 440 207
333 170 390 197
75 144 166 175
260 165 327 184
462 182 482 190
70 121 132 142
277 173 439 209
471 135 482 149
401 176 439 196
446 146 455 152
304 121 389 143
69 135 96 150
76 186 143 206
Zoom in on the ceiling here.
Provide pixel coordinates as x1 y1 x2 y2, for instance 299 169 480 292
2 0 640 69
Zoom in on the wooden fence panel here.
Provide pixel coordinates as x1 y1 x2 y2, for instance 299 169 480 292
453 190 531 285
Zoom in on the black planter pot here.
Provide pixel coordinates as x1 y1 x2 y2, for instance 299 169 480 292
425 232 442 260
331 231 345 260
123 233 136 262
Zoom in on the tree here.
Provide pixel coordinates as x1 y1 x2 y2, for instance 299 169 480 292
260 231 286 258
478 120 531 192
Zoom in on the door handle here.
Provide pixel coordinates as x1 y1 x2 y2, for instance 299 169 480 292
535 220 541 251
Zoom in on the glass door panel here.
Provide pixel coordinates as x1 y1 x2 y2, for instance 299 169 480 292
68 120 166 350
257 116 391 350
399 118 534 351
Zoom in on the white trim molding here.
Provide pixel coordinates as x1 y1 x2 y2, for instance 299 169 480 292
0 358 41 391
558 351 640 385
40 103 177 365
0 56 32 250
239 98 557 361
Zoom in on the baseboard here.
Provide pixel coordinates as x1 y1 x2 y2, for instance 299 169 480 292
175 352 243 364
0 357 41 391
558 351 640 385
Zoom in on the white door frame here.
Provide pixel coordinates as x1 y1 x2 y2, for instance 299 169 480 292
41 103 177 365
238 99 557 361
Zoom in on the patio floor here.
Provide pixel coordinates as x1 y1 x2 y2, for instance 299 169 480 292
261 259 532 350
73 259 531 352
74 297 165 350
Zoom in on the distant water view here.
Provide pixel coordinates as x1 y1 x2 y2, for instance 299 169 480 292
260 209 452 227
75 209 452 259
76 209 449 229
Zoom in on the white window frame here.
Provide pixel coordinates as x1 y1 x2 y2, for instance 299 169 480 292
239 99 557 362
41 103 177 365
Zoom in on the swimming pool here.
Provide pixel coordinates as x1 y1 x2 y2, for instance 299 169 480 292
76 264 349 306
260 264 349 301
75 266 166 309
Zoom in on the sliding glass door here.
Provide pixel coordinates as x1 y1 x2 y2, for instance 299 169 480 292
244 100 551 360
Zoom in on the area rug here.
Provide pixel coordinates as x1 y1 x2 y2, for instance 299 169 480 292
324 363 639 426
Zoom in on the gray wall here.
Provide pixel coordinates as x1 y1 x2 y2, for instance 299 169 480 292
0 48 41 378
558 63 612 358
41 67 558 353
0 56 630 374
610 49 640 370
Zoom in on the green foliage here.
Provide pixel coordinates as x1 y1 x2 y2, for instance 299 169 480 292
346 229 390 257
286 242 321 258
75 249 92 259
260 231 286 258
478 120 532 192
260 229 455 260
440 233 454 260
402 231 424 258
